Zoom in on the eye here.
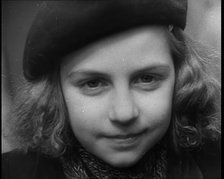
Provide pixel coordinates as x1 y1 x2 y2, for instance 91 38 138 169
77 78 109 95
84 79 103 88
133 74 161 90
137 75 155 83
135 74 157 84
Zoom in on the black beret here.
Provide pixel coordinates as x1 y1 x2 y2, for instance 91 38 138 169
23 0 187 81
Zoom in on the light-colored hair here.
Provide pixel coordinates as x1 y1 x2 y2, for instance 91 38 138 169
5 27 221 157
169 28 220 151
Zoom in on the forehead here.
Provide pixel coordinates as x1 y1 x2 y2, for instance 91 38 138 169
61 26 172 74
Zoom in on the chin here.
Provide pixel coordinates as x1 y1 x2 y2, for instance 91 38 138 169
103 152 142 168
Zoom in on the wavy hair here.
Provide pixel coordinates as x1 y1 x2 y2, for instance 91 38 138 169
5 27 221 157
5 69 70 156
169 28 221 151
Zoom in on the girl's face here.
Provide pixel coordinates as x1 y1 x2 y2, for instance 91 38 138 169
60 26 175 168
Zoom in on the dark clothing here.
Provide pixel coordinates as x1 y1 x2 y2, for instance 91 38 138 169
2 141 221 179
2 151 65 179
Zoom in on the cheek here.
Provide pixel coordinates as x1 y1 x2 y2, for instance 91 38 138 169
63 90 109 132
137 85 174 128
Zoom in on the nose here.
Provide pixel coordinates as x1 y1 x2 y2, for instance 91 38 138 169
109 89 139 124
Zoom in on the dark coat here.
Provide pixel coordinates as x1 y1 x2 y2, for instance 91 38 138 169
2 140 221 179
2 151 65 179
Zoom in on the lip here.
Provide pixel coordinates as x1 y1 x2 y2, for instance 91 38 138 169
104 129 147 149
106 130 146 139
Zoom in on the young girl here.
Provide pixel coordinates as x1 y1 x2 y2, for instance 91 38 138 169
2 1 221 179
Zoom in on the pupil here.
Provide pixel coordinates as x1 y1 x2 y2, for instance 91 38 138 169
87 80 99 87
142 75 152 82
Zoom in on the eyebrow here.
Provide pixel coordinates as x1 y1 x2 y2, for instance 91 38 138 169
130 65 171 77
67 64 171 79
68 71 111 79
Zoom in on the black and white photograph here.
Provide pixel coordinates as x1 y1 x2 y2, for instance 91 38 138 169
2 0 221 179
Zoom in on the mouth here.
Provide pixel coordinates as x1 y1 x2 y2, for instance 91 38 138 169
104 129 147 149
107 130 146 139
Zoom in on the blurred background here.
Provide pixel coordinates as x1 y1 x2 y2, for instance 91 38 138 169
2 0 221 153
